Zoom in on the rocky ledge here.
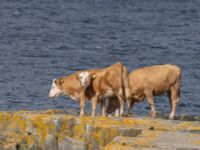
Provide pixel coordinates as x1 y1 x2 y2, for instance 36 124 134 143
0 109 199 150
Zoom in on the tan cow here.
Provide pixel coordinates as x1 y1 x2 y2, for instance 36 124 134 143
48 69 106 116
106 64 181 120
77 62 131 117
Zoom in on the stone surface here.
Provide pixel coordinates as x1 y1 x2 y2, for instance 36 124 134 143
58 137 88 150
44 135 58 150
108 131 200 149
0 109 199 150
152 131 200 149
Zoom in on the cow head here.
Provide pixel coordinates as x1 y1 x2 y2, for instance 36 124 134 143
48 78 64 98
75 72 96 88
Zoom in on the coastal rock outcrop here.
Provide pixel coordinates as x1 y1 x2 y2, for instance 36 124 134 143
0 109 199 150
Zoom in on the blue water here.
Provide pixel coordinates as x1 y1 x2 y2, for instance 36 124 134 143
0 0 200 116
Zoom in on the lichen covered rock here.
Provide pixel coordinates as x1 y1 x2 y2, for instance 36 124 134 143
0 110 199 150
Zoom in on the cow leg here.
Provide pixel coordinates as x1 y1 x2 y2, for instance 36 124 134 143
169 81 181 120
117 95 125 116
127 97 132 115
128 99 135 116
91 95 98 117
169 87 179 120
100 98 106 116
80 94 85 117
115 108 120 117
167 91 172 114
145 91 156 117
80 101 85 116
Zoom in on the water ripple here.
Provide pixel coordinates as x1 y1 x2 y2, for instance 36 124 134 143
0 0 199 116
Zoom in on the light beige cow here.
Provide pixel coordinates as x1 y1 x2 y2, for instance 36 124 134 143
106 64 181 120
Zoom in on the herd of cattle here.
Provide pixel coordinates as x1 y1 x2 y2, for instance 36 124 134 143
48 62 181 120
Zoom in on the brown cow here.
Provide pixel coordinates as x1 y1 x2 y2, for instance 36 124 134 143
48 69 106 116
106 64 181 120
76 62 131 117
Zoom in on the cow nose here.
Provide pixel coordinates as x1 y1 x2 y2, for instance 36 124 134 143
86 81 90 86
48 93 52 98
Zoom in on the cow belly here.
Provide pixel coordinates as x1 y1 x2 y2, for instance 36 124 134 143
69 95 79 101
153 85 170 96
105 89 114 97
65 92 79 101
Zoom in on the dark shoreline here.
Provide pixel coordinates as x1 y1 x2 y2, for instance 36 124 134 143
4 108 200 122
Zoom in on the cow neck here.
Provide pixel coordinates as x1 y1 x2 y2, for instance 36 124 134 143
57 84 66 96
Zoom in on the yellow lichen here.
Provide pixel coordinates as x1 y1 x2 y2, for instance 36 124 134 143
195 140 200 145
57 116 77 140
176 122 200 131
73 116 88 141
14 110 32 115
44 109 56 115
0 112 13 129
26 114 50 147
105 130 161 149
2 142 16 149
104 144 133 150
0 110 200 150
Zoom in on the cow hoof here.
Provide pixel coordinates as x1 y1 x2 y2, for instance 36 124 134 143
101 114 106 117
115 114 119 117
125 113 132 117
169 112 175 120
91 113 96 117
108 114 112 117
169 115 174 120
120 113 125 117
149 111 156 118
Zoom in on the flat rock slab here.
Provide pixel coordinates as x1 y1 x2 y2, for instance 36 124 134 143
0 109 199 150
152 131 200 149
109 131 200 150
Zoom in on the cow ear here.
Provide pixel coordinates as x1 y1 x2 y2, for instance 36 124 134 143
92 74 96 79
58 78 64 86
53 79 57 85
75 73 79 80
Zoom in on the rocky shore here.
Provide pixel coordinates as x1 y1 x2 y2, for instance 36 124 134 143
0 109 199 150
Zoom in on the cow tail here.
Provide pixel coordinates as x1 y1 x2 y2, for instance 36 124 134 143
175 65 181 102
121 63 130 100
177 67 182 101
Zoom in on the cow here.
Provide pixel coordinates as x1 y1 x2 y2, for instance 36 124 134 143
106 64 181 120
76 62 131 117
48 69 106 116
